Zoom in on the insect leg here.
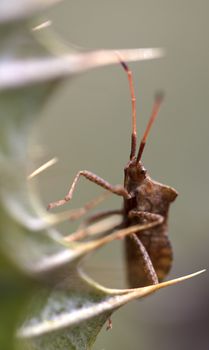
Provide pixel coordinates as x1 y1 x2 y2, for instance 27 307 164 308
65 192 112 221
79 209 123 227
48 170 129 210
125 210 163 287
128 210 163 225
65 209 123 242
126 233 159 286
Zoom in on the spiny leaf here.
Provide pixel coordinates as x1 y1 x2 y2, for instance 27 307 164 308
17 270 205 350
0 1 204 350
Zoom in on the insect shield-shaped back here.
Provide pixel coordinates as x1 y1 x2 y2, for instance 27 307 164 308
124 175 178 287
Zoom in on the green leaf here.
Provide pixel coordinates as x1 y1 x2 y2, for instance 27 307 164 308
17 270 204 350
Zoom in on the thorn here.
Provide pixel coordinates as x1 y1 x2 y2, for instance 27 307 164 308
28 157 58 179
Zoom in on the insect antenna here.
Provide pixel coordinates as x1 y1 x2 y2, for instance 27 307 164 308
137 93 164 163
117 54 164 163
119 60 137 160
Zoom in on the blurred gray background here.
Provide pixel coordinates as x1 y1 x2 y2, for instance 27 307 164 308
33 1 209 349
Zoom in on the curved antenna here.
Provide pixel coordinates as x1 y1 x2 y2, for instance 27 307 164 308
118 59 137 160
137 93 164 163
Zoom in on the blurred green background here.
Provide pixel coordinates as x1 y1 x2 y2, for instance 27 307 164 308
31 0 208 349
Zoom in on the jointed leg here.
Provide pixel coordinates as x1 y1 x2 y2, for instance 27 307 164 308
66 191 111 221
128 210 164 225
106 318 112 331
65 207 163 246
48 170 129 210
79 209 123 228
125 210 163 287
64 209 123 242
127 233 158 286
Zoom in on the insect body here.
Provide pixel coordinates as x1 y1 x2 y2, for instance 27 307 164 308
123 156 177 287
48 60 178 288
120 62 178 286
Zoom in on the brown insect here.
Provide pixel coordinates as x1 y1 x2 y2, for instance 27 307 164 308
48 60 178 288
